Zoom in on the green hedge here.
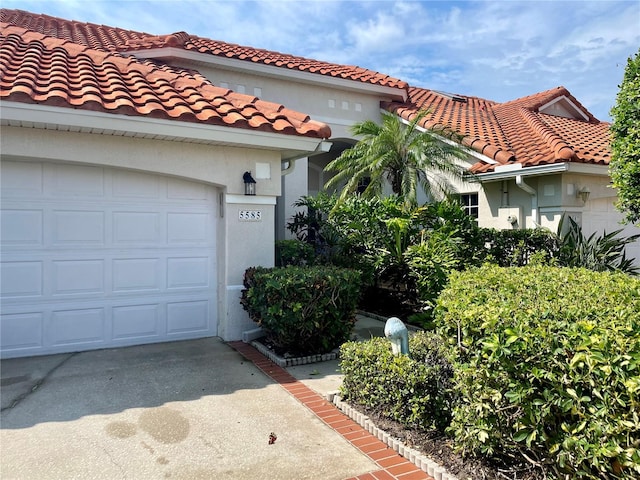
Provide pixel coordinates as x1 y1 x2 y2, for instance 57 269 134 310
240 266 361 354
339 332 454 431
435 265 640 479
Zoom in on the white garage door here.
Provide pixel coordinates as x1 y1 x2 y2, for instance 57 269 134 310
1 161 218 358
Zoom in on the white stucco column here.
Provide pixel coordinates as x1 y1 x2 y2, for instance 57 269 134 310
219 194 276 341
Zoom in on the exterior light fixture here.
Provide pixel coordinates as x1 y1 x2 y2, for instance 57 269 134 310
576 187 590 204
243 171 256 196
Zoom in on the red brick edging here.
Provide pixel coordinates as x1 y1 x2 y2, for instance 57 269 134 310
228 341 433 480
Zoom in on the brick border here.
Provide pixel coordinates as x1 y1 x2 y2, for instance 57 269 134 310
228 341 433 480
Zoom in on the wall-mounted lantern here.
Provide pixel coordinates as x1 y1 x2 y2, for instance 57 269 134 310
576 186 590 204
243 171 256 196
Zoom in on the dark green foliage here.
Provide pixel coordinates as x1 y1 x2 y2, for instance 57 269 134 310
275 239 315 266
435 265 640 479
240 266 361 355
340 332 454 431
555 216 640 275
610 49 640 225
287 194 486 313
481 227 558 267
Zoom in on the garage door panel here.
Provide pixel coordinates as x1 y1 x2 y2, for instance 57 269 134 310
112 304 161 340
50 164 105 197
167 257 209 289
52 260 104 295
1 210 43 245
1 312 43 351
50 308 105 346
1 161 43 196
1 261 43 297
52 210 105 245
113 212 160 244
1 162 218 358
167 300 209 334
167 213 209 244
113 258 161 292
168 177 208 200
113 170 160 198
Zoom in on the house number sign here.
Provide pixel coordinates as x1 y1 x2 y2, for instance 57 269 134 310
239 210 262 221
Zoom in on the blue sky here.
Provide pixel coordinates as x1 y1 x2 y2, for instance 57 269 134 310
3 0 639 121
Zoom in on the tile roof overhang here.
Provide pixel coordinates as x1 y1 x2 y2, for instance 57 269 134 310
0 9 408 101
383 86 612 179
0 22 332 157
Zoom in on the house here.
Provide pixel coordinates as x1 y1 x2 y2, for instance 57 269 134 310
1 9 636 358
383 86 634 247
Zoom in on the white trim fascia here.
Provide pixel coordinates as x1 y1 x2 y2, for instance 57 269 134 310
565 163 611 175
127 48 408 101
313 115 357 128
226 194 277 205
539 96 589 121
474 163 569 182
1 101 324 153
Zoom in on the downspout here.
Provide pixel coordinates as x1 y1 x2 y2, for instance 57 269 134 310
515 175 538 227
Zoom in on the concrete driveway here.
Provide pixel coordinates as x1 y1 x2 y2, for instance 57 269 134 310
0 338 378 480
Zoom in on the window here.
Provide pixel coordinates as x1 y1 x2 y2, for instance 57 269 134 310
459 193 479 219
356 177 371 194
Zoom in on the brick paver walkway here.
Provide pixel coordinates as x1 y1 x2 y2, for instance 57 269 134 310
228 341 433 480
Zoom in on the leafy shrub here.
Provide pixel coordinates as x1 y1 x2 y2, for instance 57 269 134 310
481 227 557 267
240 266 361 355
435 265 640 479
275 239 315 266
404 231 459 309
340 331 454 431
610 48 640 225
555 216 640 275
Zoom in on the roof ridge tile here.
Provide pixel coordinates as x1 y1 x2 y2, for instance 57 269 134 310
518 108 575 160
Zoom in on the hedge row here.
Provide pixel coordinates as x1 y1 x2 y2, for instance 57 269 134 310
340 266 640 479
240 266 361 355
340 332 454 431
436 265 640 478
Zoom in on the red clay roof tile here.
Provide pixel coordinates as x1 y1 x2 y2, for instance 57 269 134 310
383 86 610 174
0 22 331 139
2 8 610 167
1 8 407 90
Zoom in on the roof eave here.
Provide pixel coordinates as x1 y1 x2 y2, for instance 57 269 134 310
125 47 408 101
396 111 499 166
0 101 326 158
474 163 569 182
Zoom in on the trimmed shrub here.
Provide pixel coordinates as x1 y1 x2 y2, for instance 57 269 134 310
339 331 454 431
241 266 361 355
435 265 640 479
275 239 315 266
481 227 557 267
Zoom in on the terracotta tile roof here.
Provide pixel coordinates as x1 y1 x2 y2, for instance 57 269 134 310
0 8 408 90
0 23 331 139
383 86 610 174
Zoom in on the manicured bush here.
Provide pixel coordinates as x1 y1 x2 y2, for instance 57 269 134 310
275 239 315 266
435 265 640 479
339 331 454 431
241 266 361 355
481 227 557 267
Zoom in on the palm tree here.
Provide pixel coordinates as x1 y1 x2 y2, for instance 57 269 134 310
324 110 469 211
